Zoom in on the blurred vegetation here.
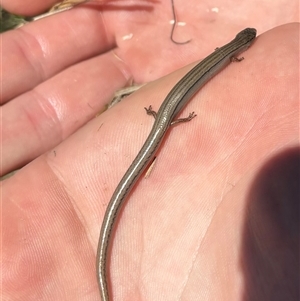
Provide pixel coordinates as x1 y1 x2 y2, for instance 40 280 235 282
1 1 87 33
0 7 27 33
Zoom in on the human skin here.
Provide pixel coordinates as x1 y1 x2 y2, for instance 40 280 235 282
1 1 299 300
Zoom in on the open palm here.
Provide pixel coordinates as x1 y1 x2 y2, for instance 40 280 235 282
1 1 299 300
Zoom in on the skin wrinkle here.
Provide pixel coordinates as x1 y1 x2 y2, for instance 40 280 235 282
17 27 48 81
46 158 92 243
28 88 63 143
206 101 274 179
179 228 203 299
109 51 134 85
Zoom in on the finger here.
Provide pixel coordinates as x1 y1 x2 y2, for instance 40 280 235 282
1 0 108 16
1 48 131 175
1 5 115 103
1 0 59 15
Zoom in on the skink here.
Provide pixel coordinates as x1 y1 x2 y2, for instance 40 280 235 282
97 27 257 300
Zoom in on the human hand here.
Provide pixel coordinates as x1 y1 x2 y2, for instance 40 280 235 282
1 0 299 299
